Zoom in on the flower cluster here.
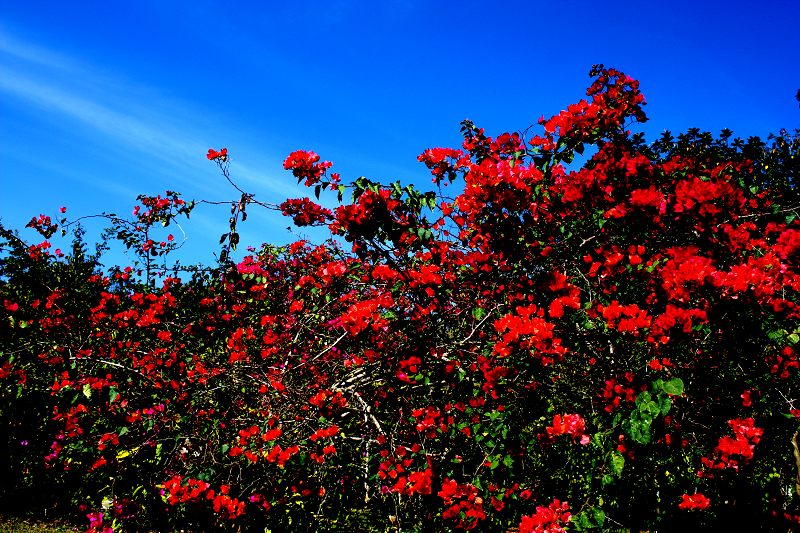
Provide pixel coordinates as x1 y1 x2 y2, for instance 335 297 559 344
678 492 711 511
283 149 332 186
279 197 333 226
207 147 228 161
438 479 487 530
702 418 764 472
545 414 590 445
518 499 571 533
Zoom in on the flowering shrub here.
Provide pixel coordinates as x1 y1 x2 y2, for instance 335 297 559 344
2 65 800 531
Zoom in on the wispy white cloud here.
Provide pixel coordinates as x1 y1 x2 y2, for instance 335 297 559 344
0 27 325 270
0 29 77 70
0 68 202 171
0 29 296 201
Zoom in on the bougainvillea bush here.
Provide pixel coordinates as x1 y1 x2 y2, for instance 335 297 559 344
2 66 800 532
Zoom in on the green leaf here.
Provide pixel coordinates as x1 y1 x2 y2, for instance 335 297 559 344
571 507 605 531
629 420 651 444
626 412 652 444
590 508 606 528
82 383 92 399
472 307 486 320
640 400 661 420
635 391 652 407
768 329 784 341
663 378 684 396
571 514 590 530
658 396 672 416
109 387 119 403
610 452 625 476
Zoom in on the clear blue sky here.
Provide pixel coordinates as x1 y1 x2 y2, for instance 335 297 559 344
1 1 799 268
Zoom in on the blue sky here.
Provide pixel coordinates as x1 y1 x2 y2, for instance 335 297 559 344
1 1 799 268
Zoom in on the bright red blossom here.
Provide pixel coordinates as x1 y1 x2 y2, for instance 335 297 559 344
519 499 571 533
546 414 590 444
283 150 332 186
678 492 711 511
207 147 228 161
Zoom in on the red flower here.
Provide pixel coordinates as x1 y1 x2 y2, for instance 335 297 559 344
279 197 333 226
546 414 590 444
207 147 228 161
519 499 571 533
678 493 711 510
283 149 332 186
407 469 433 495
741 390 752 407
702 418 764 471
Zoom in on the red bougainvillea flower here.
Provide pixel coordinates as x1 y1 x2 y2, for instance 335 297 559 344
519 499 571 533
283 149 332 186
207 147 228 161
701 418 764 472
678 493 711 510
437 479 486 529
546 414 590 444
279 197 334 226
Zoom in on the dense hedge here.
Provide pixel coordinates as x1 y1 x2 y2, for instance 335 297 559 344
2 66 800 532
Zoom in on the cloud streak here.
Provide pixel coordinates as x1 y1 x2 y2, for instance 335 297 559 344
0 29 296 201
